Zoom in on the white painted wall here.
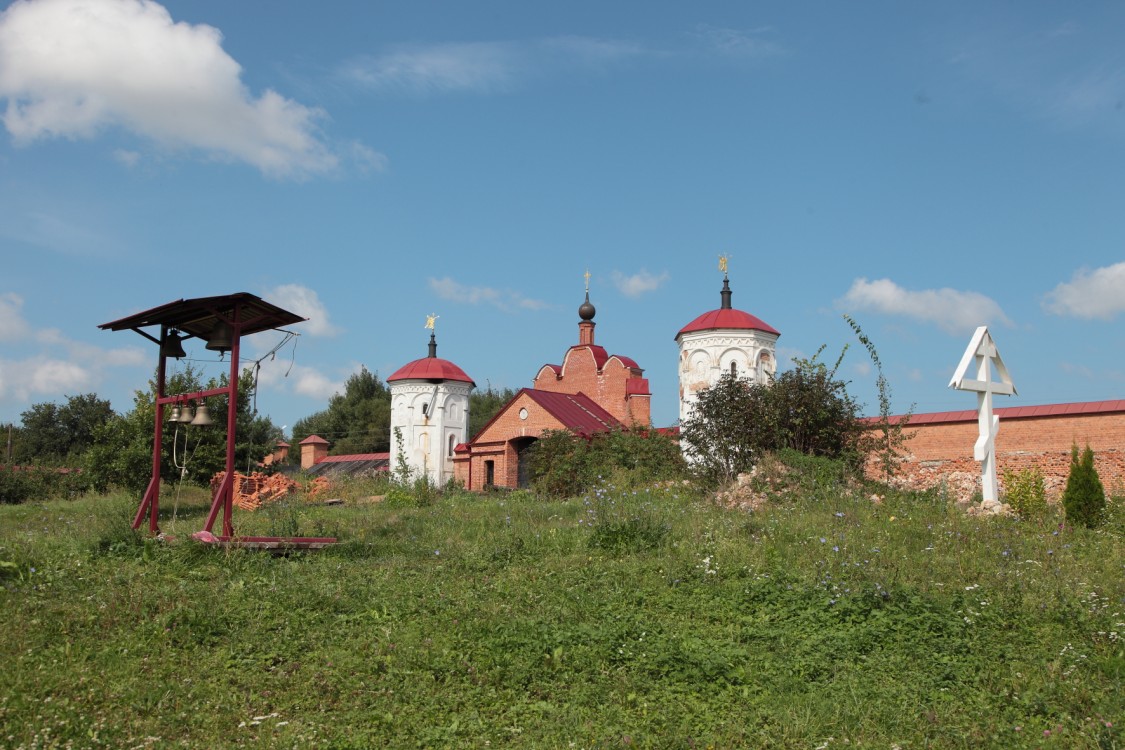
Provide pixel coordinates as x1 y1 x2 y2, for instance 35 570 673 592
676 328 779 427
389 380 473 485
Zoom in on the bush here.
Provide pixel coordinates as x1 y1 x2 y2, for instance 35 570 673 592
680 348 864 487
1062 444 1106 528
528 428 686 499
1002 466 1048 520
0 466 81 504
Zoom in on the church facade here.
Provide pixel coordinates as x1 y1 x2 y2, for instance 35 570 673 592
453 289 652 490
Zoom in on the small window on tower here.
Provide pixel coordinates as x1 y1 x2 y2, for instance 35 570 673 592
422 403 428 418
730 361 738 376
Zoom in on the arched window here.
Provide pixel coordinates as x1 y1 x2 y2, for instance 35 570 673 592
730 361 738 377
448 433 456 457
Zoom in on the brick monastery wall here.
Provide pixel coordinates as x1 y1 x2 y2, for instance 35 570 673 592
872 412 1125 499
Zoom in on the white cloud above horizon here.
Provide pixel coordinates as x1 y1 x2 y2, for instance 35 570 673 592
255 358 350 403
1043 262 1125 320
337 27 780 95
692 24 786 59
0 0 377 178
264 284 340 337
429 276 548 312
0 291 147 408
611 269 669 299
839 277 1012 335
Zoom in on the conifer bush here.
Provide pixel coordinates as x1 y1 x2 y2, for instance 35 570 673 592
1061 444 1106 528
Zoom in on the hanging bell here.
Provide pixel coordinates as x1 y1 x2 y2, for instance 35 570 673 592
160 332 187 359
176 405 195 423
168 404 181 422
205 320 233 352
190 403 214 426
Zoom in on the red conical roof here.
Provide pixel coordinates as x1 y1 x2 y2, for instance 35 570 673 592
387 356 474 385
677 308 779 337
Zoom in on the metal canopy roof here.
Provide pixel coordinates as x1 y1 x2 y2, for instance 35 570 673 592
98 292 306 341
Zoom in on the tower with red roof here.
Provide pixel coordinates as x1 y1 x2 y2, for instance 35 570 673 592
388 324 475 485
676 267 780 426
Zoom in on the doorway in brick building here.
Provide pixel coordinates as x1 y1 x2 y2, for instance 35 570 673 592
514 437 537 488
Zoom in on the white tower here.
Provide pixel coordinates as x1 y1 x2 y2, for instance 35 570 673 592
388 324 475 485
675 267 780 427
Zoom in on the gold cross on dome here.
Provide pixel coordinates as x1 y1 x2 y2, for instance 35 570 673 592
425 313 439 330
718 254 729 274
583 269 591 293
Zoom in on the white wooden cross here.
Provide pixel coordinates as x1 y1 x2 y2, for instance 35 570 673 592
948 326 1016 506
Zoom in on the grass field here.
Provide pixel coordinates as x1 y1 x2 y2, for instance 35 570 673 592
1 458 1121 749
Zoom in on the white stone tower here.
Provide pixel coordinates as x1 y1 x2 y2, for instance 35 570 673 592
675 266 780 426
388 322 475 485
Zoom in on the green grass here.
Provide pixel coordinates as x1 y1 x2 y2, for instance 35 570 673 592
0 466 1121 749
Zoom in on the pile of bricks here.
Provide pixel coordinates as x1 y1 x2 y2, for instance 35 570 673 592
211 471 298 511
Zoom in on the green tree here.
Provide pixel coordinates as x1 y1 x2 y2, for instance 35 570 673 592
469 385 519 439
291 367 391 454
83 364 280 493
1061 444 1106 528
680 347 864 487
15 393 114 464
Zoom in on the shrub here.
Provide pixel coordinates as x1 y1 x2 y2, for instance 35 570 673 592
0 466 80 504
528 428 685 499
1002 466 1048 520
1062 444 1106 528
680 348 864 487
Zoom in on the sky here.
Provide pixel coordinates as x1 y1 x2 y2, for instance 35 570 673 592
1 0 1123 438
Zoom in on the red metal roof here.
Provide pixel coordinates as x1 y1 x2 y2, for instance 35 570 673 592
319 452 390 463
863 399 1125 426
522 389 622 435
677 308 780 337
387 356 475 385
299 435 329 445
610 354 641 370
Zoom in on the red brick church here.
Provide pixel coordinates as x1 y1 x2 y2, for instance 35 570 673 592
453 289 650 489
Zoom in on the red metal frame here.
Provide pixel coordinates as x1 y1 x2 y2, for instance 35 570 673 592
102 295 335 548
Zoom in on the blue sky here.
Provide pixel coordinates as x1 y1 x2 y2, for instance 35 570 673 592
1 0 1123 436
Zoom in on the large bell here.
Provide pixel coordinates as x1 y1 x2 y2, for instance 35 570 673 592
168 404 182 422
160 332 187 359
205 320 233 352
175 404 195 423
190 403 214 426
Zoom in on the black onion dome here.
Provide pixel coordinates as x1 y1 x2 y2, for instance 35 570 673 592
578 292 596 321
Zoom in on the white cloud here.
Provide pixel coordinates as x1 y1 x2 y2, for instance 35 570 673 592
1043 262 1125 320
0 292 30 341
693 24 786 59
256 359 345 402
338 36 646 95
0 0 370 178
429 276 548 312
264 284 340 336
340 42 520 94
839 277 1012 335
611 269 669 299
0 290 148 413
0 356 94 401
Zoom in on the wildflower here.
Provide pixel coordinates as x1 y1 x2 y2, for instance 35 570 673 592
434 550 441 556
820 537 827 544
832 546 839 552
834 512 845 518
888 516 896 521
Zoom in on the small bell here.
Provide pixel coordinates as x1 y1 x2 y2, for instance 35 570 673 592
190 404 214 426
